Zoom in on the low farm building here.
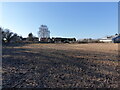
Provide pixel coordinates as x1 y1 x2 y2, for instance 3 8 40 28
52 37 76 43
40 38 51 42
99 35 116 43
99 39 112 43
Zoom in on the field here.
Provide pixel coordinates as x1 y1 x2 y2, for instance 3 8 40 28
2 43 119 88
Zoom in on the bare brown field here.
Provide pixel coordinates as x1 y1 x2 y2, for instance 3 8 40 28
2 43 119 88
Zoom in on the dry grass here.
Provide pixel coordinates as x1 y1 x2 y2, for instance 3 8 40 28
2 43 119 88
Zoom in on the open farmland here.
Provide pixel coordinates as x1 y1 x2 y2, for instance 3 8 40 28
2 43 119 88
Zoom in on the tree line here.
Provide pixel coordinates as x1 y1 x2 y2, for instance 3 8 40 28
0 27 36 44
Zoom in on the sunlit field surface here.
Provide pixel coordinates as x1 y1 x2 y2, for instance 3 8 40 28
2 43 119 88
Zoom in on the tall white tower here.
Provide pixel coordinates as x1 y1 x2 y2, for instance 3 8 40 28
38 25 50 41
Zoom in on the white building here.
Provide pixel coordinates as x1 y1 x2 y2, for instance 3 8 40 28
99 39 112 43
99 35 116 43
38 25 50 41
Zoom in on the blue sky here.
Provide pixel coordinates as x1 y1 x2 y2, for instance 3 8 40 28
1 2 118 39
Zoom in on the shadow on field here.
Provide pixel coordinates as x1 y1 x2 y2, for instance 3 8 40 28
2 44 119 88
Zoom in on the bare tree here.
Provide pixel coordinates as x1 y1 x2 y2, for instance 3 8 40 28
38 25 50 41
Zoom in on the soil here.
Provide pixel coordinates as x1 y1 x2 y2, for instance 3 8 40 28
2 43 119 88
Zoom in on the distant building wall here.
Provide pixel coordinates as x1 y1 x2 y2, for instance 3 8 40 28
99 35 117 43
99 39 112 43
